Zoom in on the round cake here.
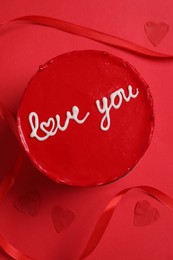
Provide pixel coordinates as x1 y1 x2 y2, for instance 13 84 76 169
17 50 154 186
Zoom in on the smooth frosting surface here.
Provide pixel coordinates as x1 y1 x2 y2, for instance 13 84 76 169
17 50 154 186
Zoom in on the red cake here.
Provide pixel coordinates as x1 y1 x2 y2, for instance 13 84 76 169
17 50 154 186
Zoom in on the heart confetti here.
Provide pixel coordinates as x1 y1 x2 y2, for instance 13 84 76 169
51 205 75 233
14 189 41 216
134 200 160 226
144 21 169 46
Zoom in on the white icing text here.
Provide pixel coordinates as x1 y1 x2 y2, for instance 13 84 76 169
28 85 139 141
96 85 139 131
29 106 90 141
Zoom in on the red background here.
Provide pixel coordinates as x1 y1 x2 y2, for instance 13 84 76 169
0 0 173 259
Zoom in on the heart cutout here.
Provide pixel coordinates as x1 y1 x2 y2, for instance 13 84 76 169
144 21 169 46
14 189 41 216
134 200 160 226
51 205 75 233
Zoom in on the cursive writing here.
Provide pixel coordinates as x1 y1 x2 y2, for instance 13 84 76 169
28 85 139 141
96 85 139 130
29 106 90 141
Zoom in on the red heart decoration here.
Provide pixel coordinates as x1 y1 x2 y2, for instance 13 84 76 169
51 205 75 233
134 200 160 226
14 189 41 216
144 21 169 46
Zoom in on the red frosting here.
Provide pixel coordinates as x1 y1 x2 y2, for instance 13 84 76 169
17 50 154 186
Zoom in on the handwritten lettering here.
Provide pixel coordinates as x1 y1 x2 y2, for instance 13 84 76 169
29 106 90 141
28 85 139 141
96 85 139 131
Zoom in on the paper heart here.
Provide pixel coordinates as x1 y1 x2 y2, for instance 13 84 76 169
134 200 160 226
40 118 55 134
14 190 41 216
51 205 75 233
144 21 169 46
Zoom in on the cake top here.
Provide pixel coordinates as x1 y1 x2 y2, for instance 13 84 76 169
17 50 154 186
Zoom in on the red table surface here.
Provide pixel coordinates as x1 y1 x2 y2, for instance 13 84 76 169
0 1 173 260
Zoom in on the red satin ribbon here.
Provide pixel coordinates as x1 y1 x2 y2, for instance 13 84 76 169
0 15 173 260
0 102 19 140
0 151 33 260
0 104 31 259
79 186 173 259
0 233 33 260
0 15 173 59
0 111 173 260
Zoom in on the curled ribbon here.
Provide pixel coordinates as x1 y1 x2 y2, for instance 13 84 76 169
0 104 173 260
0 15 173 59
0 15 173 260
79 186 173 259
1 106 173 260
0 103 29 259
